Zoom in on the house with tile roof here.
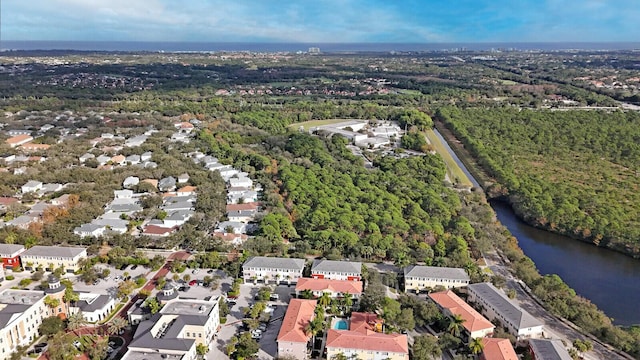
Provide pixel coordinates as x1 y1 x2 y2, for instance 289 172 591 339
311 259 362 281
480 338 518 360
5 134 33 148
277 299 317 360
404 265 470 292
295 278 363 299
467 282 544 340
242 256 305 284
325 312 409 360
429 290 494 341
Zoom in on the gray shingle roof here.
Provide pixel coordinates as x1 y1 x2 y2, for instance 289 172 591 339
528 339 572 360
21 245 86 259
311 259 361 275
0 244 25 257
468 282 543 330
404 265 470 281
76 294 113 312
243 256 305 271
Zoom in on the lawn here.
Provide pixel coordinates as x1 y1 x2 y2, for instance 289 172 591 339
289 119 354 131
423 129 474 187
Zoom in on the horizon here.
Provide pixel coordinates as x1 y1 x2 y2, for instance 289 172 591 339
2 0 639 44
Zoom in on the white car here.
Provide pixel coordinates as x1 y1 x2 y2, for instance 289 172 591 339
251 330 262 339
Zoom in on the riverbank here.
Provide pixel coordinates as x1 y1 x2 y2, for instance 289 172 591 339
430 120 640 357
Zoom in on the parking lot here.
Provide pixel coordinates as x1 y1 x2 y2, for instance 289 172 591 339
208 283 294 360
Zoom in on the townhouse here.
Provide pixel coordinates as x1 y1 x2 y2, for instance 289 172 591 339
467 282 544 340
403 265 470 292
480 338 518 360
20 246 87 273
310 259 361 281
528 339 572 360
429 290 495 340
242 256 305 284
295 278 363 299
0 244 25 269
277 299 317 360
0 290 48 360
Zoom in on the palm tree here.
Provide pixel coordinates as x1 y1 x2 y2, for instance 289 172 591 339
67 312 88 331
469 337 484 355
108 317 128 336
447 314 466 337
43 296 61 316
342 293 353 310
300 289 313 299
305 316 324 351
318 292 331 308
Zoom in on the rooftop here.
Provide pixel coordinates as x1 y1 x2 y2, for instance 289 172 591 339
0 289 45 305
277 299 317 343
481 338 518 360
21 245 87 259
243 256 305 271
0 243 26 257
404 265 470 281
121 351 183 360
295 278 363 295
161 298 218 317
468 282 543 330
429 290 494 333
311 259 362 274
528 339 572 360
326 329 408 355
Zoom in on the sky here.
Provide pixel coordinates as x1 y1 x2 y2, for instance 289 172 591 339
2 0 639 43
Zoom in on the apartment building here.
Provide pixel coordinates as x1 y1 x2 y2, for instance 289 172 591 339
20 246 87 273
310 260 361 281
0 290 48 360
242 256 305 284
403 265 470 292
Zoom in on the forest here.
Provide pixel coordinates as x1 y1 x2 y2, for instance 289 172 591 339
437 106 640 257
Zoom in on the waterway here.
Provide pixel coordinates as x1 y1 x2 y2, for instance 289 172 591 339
431 128 640 326
491 201 640 326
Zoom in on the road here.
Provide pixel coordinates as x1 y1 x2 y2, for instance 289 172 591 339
484 252 631 360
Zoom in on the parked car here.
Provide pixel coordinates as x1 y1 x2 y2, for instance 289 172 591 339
73 340 81 349
34 343 48 349
188 280 197 286
258 323 267 332
106 347 114 354
269 294 279 301
192 269 198 274
251 329 262 339
207 269 214 274
130 265 138 270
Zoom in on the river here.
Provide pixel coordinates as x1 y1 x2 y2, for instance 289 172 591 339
431 128 640 326
491 201 640 326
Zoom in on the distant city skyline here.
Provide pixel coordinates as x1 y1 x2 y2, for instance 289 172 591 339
2 0 638 43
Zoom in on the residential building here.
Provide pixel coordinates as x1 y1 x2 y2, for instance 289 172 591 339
177 173 189 184
20 143 51 152
216 221 246 234
404 265 470 292
311 259 361 281
71 293 116 322
6 215 39 229
429 290 494 340
73 223 106 238
480 338 518 360
228 176 252 188
142 225 177 237
242 256 305 284
467 283 544 340
325 312 409 360
123 297 220 360
158 176 177 192
20 246 87 273
0 244 25 269
79 153 95 163
44 276 70 318
0 290 48 359
123 176 140 188
21 180 43 194
114 189 134 199
5 134 33 148
528 339 572 360
295 278 363 299
277 299 317 360
140 151 153 162
227 210 255 223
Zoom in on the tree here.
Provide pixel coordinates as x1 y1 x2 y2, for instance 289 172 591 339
87 337 108 360
63 287 79 311
108 317 128 336
318 292 332 308
44 295 61 310
397 308 416 331
39 316 65 336
47 332 76 360
66 312 88 331
117 280 136 300
145 297 161 314
300 289 313 299
447 314 466 337
412 334 442 360
196 343 209 356
235 332 260 358
305 316 324 346
469 337 484 355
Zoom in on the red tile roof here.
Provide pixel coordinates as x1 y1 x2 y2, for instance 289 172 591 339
481 338 518 360
5 134 32 145
226 202 260 211
326 329 408 354
142 225 176 236
429 290 494 333
177 185 197 193
295 278 363 295
0 197 19 206
277 299 317 343
349 312 383 333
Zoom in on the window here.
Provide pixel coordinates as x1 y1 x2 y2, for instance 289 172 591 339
186 332 190 337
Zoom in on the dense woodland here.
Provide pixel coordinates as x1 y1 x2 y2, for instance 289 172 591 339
437 107 640 257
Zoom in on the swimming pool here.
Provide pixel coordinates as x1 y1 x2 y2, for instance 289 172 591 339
333 319 348 330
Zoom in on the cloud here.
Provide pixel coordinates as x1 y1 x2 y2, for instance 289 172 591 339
1 0 639 42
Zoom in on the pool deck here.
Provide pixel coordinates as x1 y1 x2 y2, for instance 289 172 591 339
330 317 350 330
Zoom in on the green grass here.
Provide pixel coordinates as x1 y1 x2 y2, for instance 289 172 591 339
99 302 125 324
424 129 474 187
289 119 355 131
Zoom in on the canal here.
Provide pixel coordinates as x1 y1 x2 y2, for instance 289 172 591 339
491 200 640 326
